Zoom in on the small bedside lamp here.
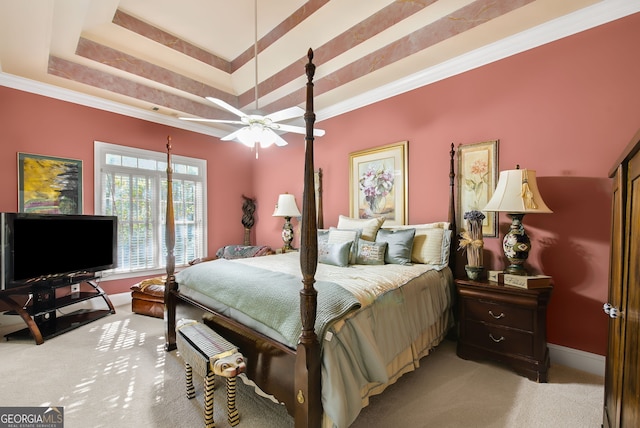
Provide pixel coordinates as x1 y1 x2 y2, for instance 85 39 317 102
273 193 301 251
483 166 552 275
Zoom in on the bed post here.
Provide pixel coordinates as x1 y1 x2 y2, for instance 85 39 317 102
164 135 177 351
448 143 457 273
295 48 322 428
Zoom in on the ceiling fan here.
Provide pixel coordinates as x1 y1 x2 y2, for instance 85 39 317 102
181 97 325 148
180 0 324 149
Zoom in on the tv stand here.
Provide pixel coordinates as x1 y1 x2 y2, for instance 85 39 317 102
0 278 115 344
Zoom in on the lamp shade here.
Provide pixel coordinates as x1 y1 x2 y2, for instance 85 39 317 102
483 169 552 214
273 194 301 218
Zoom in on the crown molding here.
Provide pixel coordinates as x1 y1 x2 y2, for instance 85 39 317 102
0 72 226 138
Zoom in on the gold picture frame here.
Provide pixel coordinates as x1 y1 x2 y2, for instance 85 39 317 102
457 140 498 237
349 141 408 225
18 153 83 214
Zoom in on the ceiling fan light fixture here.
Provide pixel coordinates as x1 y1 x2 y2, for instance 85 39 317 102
259 129 277 148
237 127 257 147
236 123 277 148
178 0 325 148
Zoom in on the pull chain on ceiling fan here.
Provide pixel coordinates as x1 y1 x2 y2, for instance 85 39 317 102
180 0 325 154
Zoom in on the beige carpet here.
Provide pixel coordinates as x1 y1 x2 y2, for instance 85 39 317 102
0 303 604 427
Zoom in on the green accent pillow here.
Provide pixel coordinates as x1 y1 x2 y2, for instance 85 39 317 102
376 228 416 265
356 239 387 265
319 240 352 267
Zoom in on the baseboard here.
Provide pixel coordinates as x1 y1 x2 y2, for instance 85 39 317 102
548 343 605 377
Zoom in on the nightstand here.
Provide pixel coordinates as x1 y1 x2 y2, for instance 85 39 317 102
455 278 552 382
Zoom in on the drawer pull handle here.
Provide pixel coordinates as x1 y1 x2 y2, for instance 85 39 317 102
488 310 505 319
489 334 505 343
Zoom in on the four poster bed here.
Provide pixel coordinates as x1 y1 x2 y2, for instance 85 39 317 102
164 50 458 428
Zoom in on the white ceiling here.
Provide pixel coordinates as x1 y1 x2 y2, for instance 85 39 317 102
1 0 638 140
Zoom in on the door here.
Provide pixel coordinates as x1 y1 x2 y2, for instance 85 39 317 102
603 165 625 428
621 151 640 426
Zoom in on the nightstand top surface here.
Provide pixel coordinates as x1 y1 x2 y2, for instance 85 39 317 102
455 277 553 295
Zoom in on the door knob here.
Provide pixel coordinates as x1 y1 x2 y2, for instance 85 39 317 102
603 303 621 319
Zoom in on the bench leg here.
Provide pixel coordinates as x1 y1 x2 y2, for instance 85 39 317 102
204 372 215 428
227 376 239 426
185 363 195 399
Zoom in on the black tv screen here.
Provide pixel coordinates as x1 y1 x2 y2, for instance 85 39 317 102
1 213 118 289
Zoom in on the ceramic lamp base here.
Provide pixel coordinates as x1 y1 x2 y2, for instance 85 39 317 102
502 213 530 276
281 216 294 251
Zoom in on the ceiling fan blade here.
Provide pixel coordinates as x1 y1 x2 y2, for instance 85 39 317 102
220 128 244 141
264 106 304 123
179 117 245 125
265 129 288 147
275 123 326 137
205 97 248 118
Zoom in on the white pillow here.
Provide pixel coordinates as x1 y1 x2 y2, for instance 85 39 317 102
382 222 451 265
337 215 385 241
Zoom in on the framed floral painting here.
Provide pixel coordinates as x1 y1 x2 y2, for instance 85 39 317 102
18 153 83 214
457 140 498 237
349 141 408 225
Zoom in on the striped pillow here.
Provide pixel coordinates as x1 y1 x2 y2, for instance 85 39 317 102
337 215 385 241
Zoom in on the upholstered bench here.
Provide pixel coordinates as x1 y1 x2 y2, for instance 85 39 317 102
130 276 165 318
176 319 246 427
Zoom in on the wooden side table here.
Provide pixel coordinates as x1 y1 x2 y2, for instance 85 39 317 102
455 278 552 382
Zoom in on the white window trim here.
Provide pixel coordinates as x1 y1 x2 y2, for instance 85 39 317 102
94 141 207 280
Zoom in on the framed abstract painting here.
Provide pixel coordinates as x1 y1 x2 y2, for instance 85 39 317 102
457 140 498 237
18 153 83 214
349 141 408 226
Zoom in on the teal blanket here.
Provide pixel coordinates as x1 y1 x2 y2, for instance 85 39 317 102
175 259 361 348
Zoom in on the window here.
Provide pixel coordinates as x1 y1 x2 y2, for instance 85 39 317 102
95 142 206 278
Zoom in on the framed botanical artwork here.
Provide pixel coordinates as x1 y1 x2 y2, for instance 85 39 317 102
457 140 498 237
349 141 408 225
18 153 83 214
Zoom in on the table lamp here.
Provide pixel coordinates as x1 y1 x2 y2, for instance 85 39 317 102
273 193 301 251
483 166 552 275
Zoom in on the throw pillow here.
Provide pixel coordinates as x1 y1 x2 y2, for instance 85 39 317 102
328 228 361 264
356 239 387 265
376 228 416 265
382 223 451 265
319 240 352 267
337 215 385 241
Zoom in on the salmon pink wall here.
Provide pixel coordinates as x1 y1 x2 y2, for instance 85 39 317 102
0 87 255 294
253 13 640 356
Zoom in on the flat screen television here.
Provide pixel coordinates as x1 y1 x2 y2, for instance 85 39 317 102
1 212 118 290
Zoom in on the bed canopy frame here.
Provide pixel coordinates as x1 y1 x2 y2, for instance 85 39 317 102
163 49 457 428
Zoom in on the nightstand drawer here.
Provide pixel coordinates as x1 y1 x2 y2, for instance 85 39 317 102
464 299 533 332
464 322 534 357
